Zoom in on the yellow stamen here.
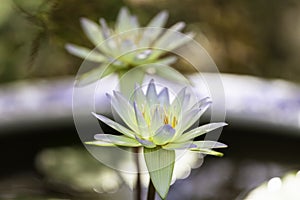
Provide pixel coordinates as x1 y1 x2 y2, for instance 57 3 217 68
164 115 169 124
172 116 177 128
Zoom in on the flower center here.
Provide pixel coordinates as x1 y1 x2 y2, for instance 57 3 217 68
164 114 177 128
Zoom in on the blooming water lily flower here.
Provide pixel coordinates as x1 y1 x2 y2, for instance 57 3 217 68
66 7 194 86
87 80 227 199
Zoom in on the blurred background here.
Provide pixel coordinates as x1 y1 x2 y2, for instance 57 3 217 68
0 0 300 199
1 0 300 83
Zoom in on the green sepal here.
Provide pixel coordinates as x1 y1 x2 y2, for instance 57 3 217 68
144 147 175 199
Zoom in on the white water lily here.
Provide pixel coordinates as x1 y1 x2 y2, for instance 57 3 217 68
87 79 227 199
88 79 226 153
66 7 194 86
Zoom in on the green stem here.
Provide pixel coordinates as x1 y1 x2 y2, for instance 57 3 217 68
134 147 141 200
147 179 156 200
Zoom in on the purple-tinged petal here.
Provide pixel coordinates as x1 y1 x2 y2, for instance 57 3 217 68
153 124 175 145
135 136 156 148
158 87 170 106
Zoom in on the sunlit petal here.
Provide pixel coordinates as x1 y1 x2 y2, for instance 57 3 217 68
163 141 197 150
193 141 228 149
111 91 138 133
176 122 228 142
179 101 212 133
151 107 163 134
94 134 141 147
133 101 149 137
92 112 135 138
146 79 158 106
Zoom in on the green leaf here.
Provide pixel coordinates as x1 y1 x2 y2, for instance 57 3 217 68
144 147 175 199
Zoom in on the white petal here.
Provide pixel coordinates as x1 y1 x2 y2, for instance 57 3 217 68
163 141 196 150
152 22 186 54
146 79 158 106
111 91 139 133
116 7 132 33
65 44 107 62
133 102 149 137
99 18 111 39
150 107 163 134
133 83 146 105
94 134 141 147
179 101 212 133
192 141 227 149
80 18 104 46
92 112 135 138
147 10 168 28
139 11 169 47
176 122 227 142
158 87 170 106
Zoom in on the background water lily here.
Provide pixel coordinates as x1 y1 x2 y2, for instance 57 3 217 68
65 7 194 87
87 80 227 199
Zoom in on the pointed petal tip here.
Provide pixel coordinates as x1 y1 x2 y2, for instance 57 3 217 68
149 78 155 84
79 17 88 23
161 10 169 16
65 43 72 49
91 111 97 117
91 112 104 121
213 122 228 127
